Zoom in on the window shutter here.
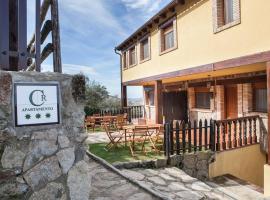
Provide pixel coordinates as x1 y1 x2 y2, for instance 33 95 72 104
232 0 240 21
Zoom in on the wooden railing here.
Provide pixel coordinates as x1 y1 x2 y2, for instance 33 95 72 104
215 116 259 151
164 119 215 158
163 116 260 158
91 106 144 122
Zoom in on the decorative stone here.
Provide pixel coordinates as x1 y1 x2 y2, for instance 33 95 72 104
122 169 145 181
23 156 62 190
57 147 75 174
183 154 197 167
1 146 25 169
197 151 210 161
196 160 208 170
159 173 175 181
155 158 167 168
67 160 92 200
29 182 66 200
0 182 28 198
168 182 188 191
176 190 204 200
110 183 138 198
58 135 70 148
191 181 212 192
23 139 58 171
147 177 166 185
127 193 154 200
31 130 58 141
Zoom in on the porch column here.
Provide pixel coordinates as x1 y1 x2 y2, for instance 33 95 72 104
121 84 127 108
154 80 163 124
265 61 270 197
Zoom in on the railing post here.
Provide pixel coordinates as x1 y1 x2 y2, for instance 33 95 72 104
228 121 232 149
216 122 220 151
199 119 202 151
182 121 186 153
222 122 226 150
188 121 192 153
248 118 253 144
165 123 171 160
239 119 242 146
210 119 216 152
233 120 237 148
253 117 257 143
194 120 197 152
170 121 174 155
175 121 180 155
204 119 208 150
243 119 247 145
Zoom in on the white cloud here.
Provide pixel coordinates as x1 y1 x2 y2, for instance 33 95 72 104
42 63 98 77
121 0 162 14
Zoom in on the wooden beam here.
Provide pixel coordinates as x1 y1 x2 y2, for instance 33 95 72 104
267 61 270 164
40 20 52 44
154 80 163 124
51 0 62 73
123 50 270 86
121 85 127 108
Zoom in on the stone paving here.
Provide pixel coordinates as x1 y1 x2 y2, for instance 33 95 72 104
120 167 235 200
85 131 109 144
87 158 158 200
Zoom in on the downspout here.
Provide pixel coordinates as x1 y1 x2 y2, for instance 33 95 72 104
114 48 123 108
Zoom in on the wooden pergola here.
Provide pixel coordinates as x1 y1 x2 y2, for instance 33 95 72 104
0 0 61 72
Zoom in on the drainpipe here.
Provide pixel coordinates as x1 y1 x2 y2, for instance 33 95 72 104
114 48 124 108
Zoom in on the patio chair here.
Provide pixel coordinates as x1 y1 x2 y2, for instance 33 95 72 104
138 118 147 125
85 116 95 132
101 116 112 127
123 113 128 124
102 124 124 150
114 114 126 130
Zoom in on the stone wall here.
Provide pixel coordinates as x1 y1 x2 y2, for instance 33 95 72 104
0 71 89 199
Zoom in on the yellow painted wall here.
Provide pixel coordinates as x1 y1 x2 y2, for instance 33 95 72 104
265 164 270 197
122 0 270 83
209 144 266 187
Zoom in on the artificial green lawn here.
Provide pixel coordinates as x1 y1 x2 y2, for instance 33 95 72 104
89 143 165 163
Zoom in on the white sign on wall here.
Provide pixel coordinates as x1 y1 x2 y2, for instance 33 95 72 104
14 83 60 126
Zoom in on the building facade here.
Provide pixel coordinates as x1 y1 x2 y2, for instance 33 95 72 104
116 0 270 196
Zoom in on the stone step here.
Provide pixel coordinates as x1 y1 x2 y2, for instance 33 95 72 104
206 174 264 200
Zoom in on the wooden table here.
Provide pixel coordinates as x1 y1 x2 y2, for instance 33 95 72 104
122 124 163 155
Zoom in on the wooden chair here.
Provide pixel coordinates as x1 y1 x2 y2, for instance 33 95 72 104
114 115 125 130
85 116 96 132
123 113 128 124
103 124 124 150
138 118 147 125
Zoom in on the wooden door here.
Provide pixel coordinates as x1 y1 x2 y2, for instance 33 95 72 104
225 85 238 119
163 91 188 122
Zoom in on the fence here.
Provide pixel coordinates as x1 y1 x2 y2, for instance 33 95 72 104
163 115 260 158
86 106 144 122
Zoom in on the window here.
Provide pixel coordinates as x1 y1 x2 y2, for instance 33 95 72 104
253 83 267 113
140 37 150 61
129 46 136 66
213 0 240 33
160 17 177 54
224 0 234 24
122 51 127 69
195 89 211 109
145 87 154 106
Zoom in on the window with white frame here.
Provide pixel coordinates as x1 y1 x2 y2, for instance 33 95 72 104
159 17 177 53
140 36 150 61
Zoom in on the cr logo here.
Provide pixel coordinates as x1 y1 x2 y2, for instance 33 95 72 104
29 90 47 106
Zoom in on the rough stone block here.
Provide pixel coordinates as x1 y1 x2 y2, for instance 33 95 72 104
58 135 70 148
1 146 25 169
67 160 92 200
29 182 66 200
23 156 62 190
57 147 75 174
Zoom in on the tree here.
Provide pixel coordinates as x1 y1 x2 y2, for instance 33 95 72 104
84 80 120 115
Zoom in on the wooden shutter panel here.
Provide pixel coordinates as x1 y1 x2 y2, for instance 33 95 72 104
232 0 240 21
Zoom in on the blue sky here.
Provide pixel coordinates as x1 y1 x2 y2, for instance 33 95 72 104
27 0 171 98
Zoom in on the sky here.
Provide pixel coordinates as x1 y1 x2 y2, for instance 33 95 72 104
27 0 171 98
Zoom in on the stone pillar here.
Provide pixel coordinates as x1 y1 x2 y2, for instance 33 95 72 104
0 71 91 199
154 80 163 124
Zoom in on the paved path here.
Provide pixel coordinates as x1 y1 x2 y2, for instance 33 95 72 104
120 167 265 200
87 157 158 200
85 132 109 144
